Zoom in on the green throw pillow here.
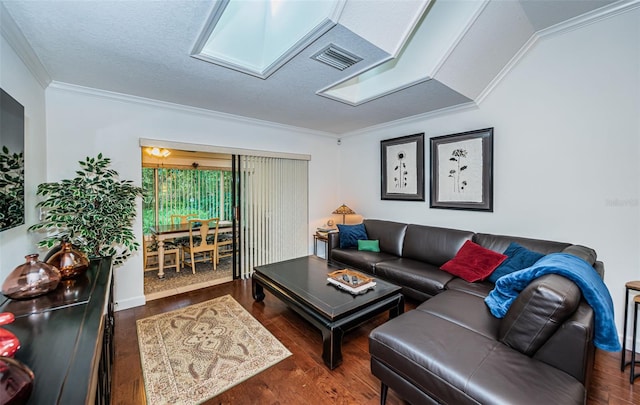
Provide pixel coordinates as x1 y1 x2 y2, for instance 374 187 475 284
358 239 380 252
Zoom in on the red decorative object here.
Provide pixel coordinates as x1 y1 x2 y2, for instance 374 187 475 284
46 241 90 279
440 240 507 282
0 313 19 358
1 254 61 300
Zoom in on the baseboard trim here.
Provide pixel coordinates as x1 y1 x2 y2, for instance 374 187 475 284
115 295 146 311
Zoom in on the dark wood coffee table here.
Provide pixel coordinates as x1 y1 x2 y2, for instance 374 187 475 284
252 255 404 369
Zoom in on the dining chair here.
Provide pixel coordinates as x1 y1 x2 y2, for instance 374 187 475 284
170 213 198 260
143 235 179 273
170 214 198 225
216 234 234 263
181 218 220 273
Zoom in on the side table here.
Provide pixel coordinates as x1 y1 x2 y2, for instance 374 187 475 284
622 281 640 373
313 232 329 259
631 295 640 383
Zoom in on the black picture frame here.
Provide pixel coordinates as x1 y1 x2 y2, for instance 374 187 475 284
381 133 425 201
430 128 493 211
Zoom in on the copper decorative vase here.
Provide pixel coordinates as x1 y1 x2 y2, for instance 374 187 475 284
46 241 89 279
1 254 61 300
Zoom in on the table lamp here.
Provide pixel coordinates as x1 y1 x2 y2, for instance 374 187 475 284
332 204 356 224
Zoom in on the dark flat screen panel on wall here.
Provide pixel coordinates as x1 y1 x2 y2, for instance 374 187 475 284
0 88 25 232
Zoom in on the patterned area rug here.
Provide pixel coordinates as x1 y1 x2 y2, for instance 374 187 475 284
137 295 291 405
143 259 232 295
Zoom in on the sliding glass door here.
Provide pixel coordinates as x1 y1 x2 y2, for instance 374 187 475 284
235 155 309 279
141 141 309 281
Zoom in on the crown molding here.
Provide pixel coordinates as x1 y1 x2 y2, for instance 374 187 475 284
476 0 640 106
340 101 478 138
48 81 337 139
0 3 51 89
536 0 640 39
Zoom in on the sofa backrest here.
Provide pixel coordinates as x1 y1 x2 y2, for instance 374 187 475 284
403 224 475 266
363 219 407 257
475 233 602 277
499 274 581 356
562 245 597 266
533 302 595 384
474 233 571 255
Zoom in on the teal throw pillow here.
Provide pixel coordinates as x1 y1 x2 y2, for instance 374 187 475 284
358 239 380 252
337 223 368 249
487 242 545 283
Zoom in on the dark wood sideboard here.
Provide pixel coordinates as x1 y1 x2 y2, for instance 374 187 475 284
1 257 114 404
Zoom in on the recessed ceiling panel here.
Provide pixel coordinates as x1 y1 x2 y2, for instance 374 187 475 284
319 0 487 105
192 0 346 78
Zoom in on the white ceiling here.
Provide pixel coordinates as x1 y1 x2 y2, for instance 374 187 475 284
0 0 618 135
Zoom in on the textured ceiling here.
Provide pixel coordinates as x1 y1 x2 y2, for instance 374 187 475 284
1 0 617 135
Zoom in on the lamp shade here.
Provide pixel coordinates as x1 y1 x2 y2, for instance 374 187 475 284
332 204 356 224
332 204 355 215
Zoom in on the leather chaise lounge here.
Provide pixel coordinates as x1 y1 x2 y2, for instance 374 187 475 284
327 219 605 405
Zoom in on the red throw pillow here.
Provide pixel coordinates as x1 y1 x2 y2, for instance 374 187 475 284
441 240 507 282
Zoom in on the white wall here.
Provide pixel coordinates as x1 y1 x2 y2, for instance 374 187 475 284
44 86 340 310
0 35 47 280
339 9 640 346
4 1 639 350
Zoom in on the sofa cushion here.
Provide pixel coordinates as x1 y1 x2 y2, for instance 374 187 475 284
337 223 367 248
357 239 380 252
363 219 407 257
369 309 585 405
487 242 544 283
440 240 507 282
563 245 597 266
498 274 581 356
375 258 455 297
416 290 501 339
330 249 397 275
402 224 475 266
474 233 571 255
445 278 494 298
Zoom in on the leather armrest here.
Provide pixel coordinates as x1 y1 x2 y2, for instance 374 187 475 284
327 232 340 262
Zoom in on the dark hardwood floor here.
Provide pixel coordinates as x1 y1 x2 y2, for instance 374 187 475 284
112 279 639 404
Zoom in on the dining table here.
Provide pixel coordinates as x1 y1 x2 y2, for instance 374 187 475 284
149 220 233 278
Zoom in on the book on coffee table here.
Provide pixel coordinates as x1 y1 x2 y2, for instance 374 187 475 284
327 269 376 295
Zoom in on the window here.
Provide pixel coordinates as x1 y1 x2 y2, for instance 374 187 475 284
142 167 233 234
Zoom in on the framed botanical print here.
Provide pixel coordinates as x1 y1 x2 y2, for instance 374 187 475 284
381 133 425 201
430 128 493 211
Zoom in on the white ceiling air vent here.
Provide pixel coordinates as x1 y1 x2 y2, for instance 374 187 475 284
312 44 362 71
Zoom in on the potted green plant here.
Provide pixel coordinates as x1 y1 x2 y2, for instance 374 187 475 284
29 154 143 266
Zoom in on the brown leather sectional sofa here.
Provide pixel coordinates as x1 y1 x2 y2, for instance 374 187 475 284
327 219 601 405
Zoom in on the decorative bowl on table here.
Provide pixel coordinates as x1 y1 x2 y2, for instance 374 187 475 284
46 241 89 279
2 254 61 300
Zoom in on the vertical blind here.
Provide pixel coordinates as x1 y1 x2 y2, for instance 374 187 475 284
239 156 308 278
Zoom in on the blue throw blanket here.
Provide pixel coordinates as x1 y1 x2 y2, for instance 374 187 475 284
485 253 621 352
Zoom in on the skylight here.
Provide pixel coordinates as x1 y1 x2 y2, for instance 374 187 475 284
192 0 346 79
318 0 487 105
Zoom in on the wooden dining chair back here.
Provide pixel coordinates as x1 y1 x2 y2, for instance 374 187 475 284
181 218 220 273
170 214 198 225
170 213 199 256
